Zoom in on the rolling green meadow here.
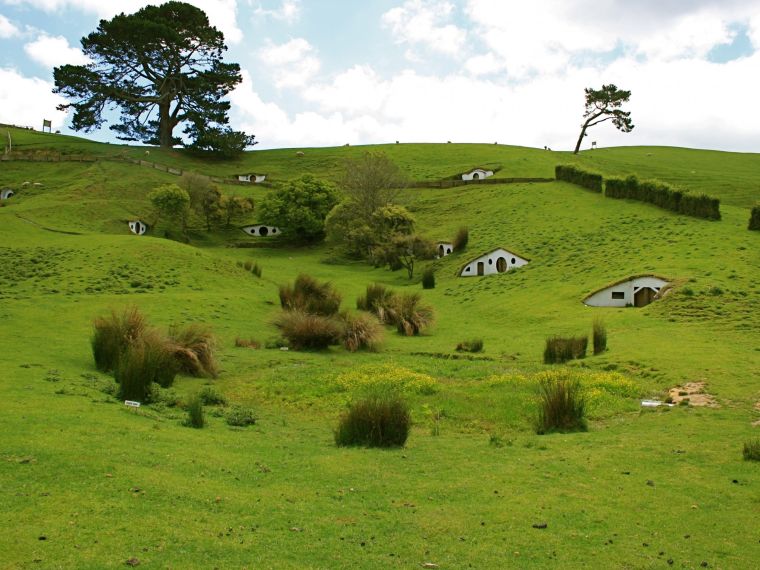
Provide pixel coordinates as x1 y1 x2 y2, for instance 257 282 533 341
1 126 759 568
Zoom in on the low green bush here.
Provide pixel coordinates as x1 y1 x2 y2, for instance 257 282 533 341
544 335 588 364
421 267 435 289
335 394 411 448
535 374 587 434
747 205 760 231
225 405 257 427
198 385 227 406
274 311 342 350
184 394 205 428
456 338 484 353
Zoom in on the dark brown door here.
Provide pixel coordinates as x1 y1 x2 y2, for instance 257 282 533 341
634 288 655 307
477 262 485 276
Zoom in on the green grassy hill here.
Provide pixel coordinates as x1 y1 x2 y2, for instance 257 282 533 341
1 127 759 568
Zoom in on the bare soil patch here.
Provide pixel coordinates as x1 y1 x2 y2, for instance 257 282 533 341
668 381 718 407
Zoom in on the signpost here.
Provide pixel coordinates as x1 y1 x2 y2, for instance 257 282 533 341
124 400 141 408
42 119 52 133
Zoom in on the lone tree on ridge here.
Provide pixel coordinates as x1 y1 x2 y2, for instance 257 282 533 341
53 2 254 155
573 84 633 154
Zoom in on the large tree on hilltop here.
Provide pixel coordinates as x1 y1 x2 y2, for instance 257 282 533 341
53 1 254 153
573 84 633 154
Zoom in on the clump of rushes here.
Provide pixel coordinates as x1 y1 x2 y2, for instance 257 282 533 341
535 374 587 434
91 307 147 373
335 394 411 448
743 439 760 461
116 331 178 402
184 394 205 428
356 283 396 324
456 338 483 353
391 292 435 336
452 226 469 251
339 311 384 352
421 267 435 289
273 311 342 350
544 335 588 364
279 273 342 316
592 318 607 355
168 323 218 378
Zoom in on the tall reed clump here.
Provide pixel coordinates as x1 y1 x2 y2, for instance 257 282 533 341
421 267 435 289
115 331 178 401
535 374 587 434
273 311 342 350
279 274 342 316
339 311 384 352
184 394 205 429
543 335 588 364
743 439 760 461
335 392 411 447
592 318 607 355
91 307 147 373
749 205 760 231
555 164 603 192
168 323 218 378
392 293 435 336
356 283 396 323
452 226 469 251
456 338 484 353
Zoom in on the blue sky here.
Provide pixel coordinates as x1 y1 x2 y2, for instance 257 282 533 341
1 0 759 151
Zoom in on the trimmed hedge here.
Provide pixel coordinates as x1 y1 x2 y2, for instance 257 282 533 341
555 164 603 193
749 206 760 231
605 175 720 221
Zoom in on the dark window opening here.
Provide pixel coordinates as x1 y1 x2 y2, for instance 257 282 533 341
472 172 480 179
496 257 507 273
272 228 277 234
488 259 493 265
465 267 471 272
259 227 269 237
446 248 451 254
511 258 516 264
439 245 445 256
611 291 625 299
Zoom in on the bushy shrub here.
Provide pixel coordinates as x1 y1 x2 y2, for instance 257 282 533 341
335 394 411 447
274 311 342 350
339 311 384 352
749 206 760 231
555 164 603 192
225 405 257 427
592 318 607 355
391 293 435 336
356 283 396 323
279 274 342 316
198 385 227 406
452 226 469 251
116 332 178 402
91 307 147 372
184 394 205 428
168 323 218 378
421 267 435 289
544 335 588 364
535 374 587 434
456 338 484 353
743 439 760 461
604 175 639 199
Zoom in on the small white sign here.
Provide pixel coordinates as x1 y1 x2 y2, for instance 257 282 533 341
124 400 141 408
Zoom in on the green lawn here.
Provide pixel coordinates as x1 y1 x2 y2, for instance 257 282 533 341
1 128 759 568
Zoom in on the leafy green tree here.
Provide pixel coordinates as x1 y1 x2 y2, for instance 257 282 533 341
220 195 254 228
339 152 408 219
573 84 634 154
149 184 190 236
372 234 435 279
180 173 223 231
53 2 255 154
259 175 340 242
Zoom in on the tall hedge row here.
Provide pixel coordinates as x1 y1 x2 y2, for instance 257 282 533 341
555 164 603 193
749 206 760 231
604 175 720 221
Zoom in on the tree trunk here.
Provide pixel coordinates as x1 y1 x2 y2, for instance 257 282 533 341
573 120 589 154
158 100 172 148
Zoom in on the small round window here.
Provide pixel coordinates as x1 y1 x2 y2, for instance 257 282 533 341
511 258 516 264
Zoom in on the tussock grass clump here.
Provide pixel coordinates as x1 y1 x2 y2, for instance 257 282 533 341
544 335 588 364
391 293 435 336
456 338 484 353
335 395 411 448
116 332 178 402
535 374 587 434
235 337 260 349
226 405 257 427
168 324 218 378
184 394 205 429
91 307 147 372
749 205 760 231
452 226 469 251
743 439 760 461
421 267 435 289
251 262 262 277
592 318 607 355
274 311 342 350
356 283 396 324
339 311 384 352
279 274 342 316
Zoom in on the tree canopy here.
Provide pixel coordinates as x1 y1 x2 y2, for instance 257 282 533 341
53 2 254 154
573 84 633 154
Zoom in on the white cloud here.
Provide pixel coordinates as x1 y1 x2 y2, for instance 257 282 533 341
253 0 300 23
258 38 320 88
2 0 243 43
0 13 19 37
24 34 90 68
382 0 467 58
0 67 68 128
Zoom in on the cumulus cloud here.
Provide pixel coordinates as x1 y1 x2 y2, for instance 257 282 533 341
3 0 243 43
382 0 467 58
253 0 300 23
258 38 320 88
24 34 90 68
0 67 68 128
0 13 19 37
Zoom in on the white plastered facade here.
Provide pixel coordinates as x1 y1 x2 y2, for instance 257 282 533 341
459 248 529 277
242 225 280 237
128 220 148 235
461 169 494 181
584 276 669 307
